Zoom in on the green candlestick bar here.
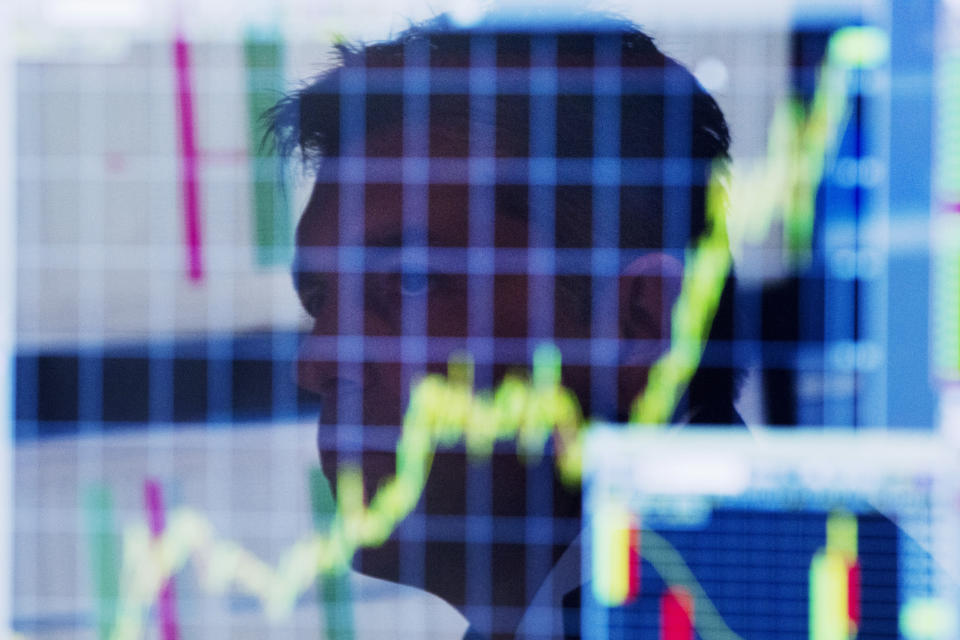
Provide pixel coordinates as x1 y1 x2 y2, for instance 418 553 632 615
310 468 355 640
938 52 960 201
244 31 292 266
83 485 121 640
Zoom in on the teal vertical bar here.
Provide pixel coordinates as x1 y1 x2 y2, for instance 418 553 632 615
83 485 120 640
244 31 292 266
956 252 960 376
309 468 354 640
938 53 960 199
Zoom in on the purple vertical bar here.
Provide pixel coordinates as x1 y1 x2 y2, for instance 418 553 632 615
174 34 203 281
145 479 181 640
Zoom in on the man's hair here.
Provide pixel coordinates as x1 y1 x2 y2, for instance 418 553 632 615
268 15 744 422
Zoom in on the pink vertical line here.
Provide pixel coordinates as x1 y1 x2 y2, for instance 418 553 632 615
145 479 181 640
174 34 203 281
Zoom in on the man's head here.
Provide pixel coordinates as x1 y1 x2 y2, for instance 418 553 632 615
268 14 738 634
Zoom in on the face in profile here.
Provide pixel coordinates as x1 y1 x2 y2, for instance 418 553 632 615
292 145 680 635
293 128 684 530
280 29 728 637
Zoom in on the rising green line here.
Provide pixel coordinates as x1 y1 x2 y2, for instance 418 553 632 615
97 27 889 640
633 26 888 425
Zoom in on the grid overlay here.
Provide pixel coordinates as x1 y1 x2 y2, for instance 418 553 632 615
285 28 735 636
10 9 950 640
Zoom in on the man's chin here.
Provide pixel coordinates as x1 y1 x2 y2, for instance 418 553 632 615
318 446 399 505
353 538 403 584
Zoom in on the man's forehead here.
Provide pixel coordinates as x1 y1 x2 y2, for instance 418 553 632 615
297 177 480 249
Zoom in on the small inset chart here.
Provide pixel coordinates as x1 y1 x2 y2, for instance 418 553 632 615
583 428 960 640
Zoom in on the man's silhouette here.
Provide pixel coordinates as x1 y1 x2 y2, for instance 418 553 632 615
269 14 740 639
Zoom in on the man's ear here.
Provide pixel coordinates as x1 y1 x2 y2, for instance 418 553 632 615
618 252 684 341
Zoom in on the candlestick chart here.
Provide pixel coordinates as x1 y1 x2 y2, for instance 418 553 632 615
62 27 892 640
12 12 956 640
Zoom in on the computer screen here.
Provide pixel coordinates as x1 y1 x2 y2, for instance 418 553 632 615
6 1 958 639
582 428 960 639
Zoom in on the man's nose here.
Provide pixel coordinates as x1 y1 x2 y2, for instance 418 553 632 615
293 269 341 395
295 329 339 396
294 270 381 395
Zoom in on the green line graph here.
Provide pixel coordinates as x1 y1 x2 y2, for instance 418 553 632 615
78 26 889 640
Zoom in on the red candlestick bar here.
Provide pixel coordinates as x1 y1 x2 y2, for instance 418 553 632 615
847 560 861 630
660 586 694 640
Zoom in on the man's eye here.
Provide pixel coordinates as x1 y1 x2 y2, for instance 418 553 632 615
400 272 430 296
